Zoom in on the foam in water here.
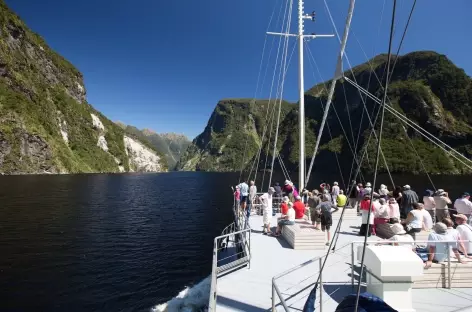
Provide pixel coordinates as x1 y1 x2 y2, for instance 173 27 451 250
152 276 210 312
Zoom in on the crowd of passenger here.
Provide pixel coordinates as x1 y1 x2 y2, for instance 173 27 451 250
234 179 472 266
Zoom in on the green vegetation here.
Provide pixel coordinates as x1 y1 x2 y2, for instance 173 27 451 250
179 51 472 175
0 0 166 174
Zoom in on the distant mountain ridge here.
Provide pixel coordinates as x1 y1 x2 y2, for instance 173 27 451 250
177 51 472 175
116 122 190 170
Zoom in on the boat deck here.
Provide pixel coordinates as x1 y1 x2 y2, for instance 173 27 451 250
215 209 472 312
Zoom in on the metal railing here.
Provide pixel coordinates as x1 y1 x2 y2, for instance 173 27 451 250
271 239 472 311
208 199 252 311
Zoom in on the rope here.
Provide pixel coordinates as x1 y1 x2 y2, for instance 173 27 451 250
355 1 396 310
344 77 472 171
252 0 292 185
320 0 396 187
304 44 347 190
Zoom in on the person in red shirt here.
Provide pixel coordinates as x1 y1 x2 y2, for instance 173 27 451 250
293 196 306 219
280 196 289 215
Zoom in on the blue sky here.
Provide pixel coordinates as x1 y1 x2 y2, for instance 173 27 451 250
6 0 471 139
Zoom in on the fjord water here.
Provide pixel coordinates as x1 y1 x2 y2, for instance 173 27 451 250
0 171 471 311
0 172 236 312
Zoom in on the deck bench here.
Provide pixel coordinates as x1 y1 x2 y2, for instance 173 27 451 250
413 258 472 288
281 219 326 250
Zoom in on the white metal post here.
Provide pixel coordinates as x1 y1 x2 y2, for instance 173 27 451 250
298 0 305 191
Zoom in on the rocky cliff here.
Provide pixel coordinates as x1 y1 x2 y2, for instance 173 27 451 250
117 123 190 170
178 51 472 175
0 0 166 174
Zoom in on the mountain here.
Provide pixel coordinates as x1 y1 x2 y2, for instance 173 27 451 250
177 51 472 175
116 123 190 170
0 0 167 174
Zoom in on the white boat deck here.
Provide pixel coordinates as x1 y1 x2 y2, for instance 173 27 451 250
215 209 472 312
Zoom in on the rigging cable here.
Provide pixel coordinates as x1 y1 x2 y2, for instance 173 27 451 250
355 1 396 311
253 0 292 185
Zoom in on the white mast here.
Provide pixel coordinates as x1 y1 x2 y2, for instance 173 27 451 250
298 0 306 192
268 1 333 191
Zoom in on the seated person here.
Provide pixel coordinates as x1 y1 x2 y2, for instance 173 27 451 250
277 196 290 221
424 222 466 269
388 223 415 252
275 202 295 236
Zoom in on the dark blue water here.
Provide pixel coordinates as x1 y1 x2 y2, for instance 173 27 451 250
0 171 470 312
0 172 236 312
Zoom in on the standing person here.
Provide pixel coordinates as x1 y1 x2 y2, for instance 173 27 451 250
317 194 334 246
302 189 309 206
454 192 472 220
234 186 240 207
388 197 400 221
423 189 436 221
260 187 275 235
379 184 389 197
392 186 403 207
356 183 364 215
401 185 419 219
434 189 451 222
293 196 306 219
308 190 321 226
274 182 282 197
283 180 294 200
359 195 374 237
248 181 257 226
237 181 249 212
348 181 360 211
331 182 340 205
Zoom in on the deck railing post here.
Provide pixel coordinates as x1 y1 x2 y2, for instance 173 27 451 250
319 258 323 312
447 243 451 289
249 229 251 269
272 282 275 311
351 242 355 292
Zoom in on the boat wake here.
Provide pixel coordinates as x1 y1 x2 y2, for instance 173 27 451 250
151 276 210 312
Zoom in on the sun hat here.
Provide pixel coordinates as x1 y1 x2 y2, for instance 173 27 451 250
283 196 289 203
334 181 338 186
453 214 468 221
403 184 411 190
462 192 470 197
284 180 290 185
366 182 372 187
391 223 406 235
433 222 447 234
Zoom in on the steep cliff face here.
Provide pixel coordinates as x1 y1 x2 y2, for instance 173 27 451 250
177 99 293 172
118 123 190 170
178 52 472 174
0 0 166 174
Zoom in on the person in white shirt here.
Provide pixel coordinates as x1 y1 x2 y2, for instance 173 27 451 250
378 184 389 197
424 222 465 269
388 197 400 220
417 203 433 231
443 217 470 258
454 192 472 220
404 203 423 240
388 223 415 251
275 202 296 236
422 189 435 220
331 182 340 205
260 187 275 235
454 214 472 256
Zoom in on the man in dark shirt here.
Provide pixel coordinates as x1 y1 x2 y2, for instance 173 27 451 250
317 194 335 246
